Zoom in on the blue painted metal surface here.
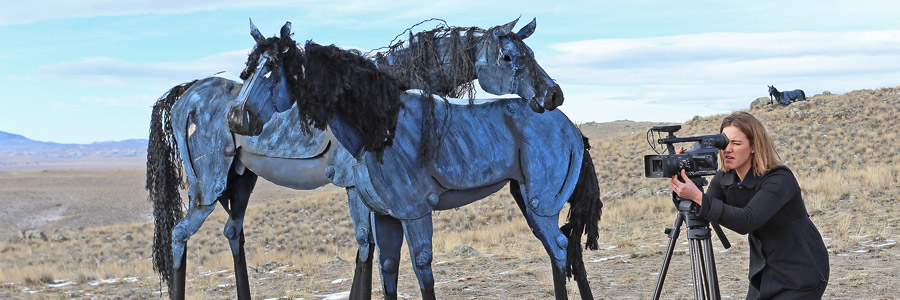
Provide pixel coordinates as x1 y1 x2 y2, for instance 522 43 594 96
171 77 240 207
230 20 598 299
154 18 586 300
349 93 583 220
374 17 564 112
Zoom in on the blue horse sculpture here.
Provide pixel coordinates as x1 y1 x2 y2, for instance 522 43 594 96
227 23 602 300
148 18 567 300
768 85 806 105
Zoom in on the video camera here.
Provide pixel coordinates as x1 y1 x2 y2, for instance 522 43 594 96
645 124 733 300
643 125 729 178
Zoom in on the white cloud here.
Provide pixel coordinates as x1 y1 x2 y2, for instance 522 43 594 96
0 0 308 26
544 30 900 123
37 50 249 83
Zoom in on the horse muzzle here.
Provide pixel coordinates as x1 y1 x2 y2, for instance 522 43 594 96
226 105 264 136
547 84 564 110
528 85 564 113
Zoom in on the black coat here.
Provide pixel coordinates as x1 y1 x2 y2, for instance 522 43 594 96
698 165 829 299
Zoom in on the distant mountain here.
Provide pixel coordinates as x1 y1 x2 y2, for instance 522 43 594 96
0 131 147 148
0 131 148 170
90 139 149 146
0 131 62 146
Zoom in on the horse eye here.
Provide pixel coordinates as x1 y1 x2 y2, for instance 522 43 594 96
503 55 512 62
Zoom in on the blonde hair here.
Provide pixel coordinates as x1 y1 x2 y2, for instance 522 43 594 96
719 111 781 176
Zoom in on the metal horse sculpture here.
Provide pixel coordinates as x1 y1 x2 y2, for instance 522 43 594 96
147 18 564 300
229 23 602 300
768 85 806 105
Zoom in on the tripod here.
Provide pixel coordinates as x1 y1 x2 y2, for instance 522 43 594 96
652 177 731 300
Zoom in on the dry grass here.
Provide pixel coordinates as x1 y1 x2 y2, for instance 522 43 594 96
1 86 899 298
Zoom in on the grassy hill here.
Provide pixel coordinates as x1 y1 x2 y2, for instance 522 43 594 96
1 87 897 298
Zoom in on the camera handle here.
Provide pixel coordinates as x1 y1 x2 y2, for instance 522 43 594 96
652 177 729 300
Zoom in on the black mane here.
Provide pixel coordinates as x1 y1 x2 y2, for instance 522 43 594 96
241 35 405 155
374 26 483 100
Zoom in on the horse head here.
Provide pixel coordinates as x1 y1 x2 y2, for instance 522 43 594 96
230 20 404 155
227 20 297 136
475 18 563 113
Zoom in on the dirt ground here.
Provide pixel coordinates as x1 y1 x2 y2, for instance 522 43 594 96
1 169 897 299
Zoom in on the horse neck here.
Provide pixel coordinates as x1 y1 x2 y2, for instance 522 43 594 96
376 30 477 95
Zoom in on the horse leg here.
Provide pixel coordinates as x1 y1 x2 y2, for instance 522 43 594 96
347 187 374 300
221 170 258 300
401 214 436 300
173 245 187 300
171 202 216 299
509 181 569 300
373 213 403 300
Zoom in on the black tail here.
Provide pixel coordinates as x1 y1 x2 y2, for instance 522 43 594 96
801 90 807 101
146 80 196 293
560 135 603 280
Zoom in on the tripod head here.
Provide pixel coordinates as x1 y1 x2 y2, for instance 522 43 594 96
672 176 731 249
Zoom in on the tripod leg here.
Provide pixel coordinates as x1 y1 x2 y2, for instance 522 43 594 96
689 240 705 299
652 213 684 300
702 238 721 299
688 238 705 300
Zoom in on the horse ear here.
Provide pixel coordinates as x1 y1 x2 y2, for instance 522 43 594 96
250 18 265 43
280 21 292 39
496 17 520 35
516 18 537 39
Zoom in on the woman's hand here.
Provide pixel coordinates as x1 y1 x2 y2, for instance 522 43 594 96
670 169 703 204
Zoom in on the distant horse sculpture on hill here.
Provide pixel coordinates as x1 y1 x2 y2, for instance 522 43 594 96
229 22 601 300
769 85 806 104
148 18 569 300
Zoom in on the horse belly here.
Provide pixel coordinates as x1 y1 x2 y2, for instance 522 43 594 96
237 151 331 190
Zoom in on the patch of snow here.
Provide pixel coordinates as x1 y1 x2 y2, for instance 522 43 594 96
862 241 896 248
200 269 229 276
46 280 76 288
316 291 350 300
330 278 350 284
589 254 629 263
87 278 121 286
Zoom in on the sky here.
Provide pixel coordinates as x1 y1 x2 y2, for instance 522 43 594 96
1 1 899 144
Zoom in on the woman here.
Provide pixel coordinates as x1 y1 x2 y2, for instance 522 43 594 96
670 111 829 299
